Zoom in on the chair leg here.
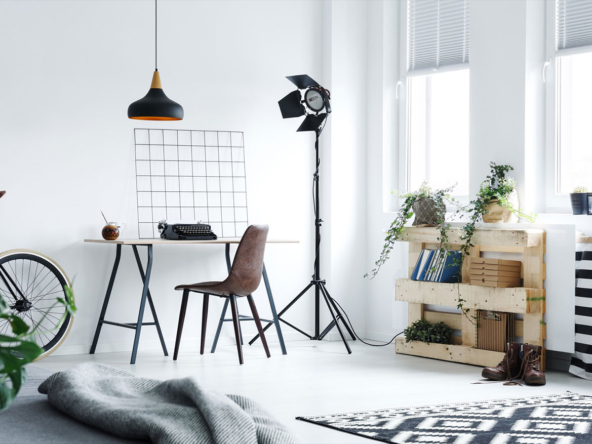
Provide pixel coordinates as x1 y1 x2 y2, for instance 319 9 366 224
200 294 209 355
247 294 270 358
230 295 244 365
174 290 189 361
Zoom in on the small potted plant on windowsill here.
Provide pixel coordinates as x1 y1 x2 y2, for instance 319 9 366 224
570 186 589 215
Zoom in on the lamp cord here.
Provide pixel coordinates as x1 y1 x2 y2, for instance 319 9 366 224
155 0 158 71
330 295 404 347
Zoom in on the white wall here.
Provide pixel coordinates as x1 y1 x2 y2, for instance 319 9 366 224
326 0 369 340
0 0 326 354
365 0 408 342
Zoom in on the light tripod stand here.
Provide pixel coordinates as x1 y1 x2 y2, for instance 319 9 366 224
250 125 355 354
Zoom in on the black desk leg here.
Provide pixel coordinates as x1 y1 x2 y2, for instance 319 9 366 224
262 264 287 355
247 264 288 354
132 246 169 357
90 244 121 354
211 298 229 353
224 244 243 345
130 245 153 364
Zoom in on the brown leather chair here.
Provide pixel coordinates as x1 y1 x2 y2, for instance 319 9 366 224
173 225 271 365
0 191 6 199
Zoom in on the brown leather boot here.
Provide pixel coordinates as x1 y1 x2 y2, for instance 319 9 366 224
482 342 521 381
522 344 546 386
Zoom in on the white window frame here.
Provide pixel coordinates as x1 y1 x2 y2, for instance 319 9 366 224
545 0 565 212
397 0 470 207
545 0 592 212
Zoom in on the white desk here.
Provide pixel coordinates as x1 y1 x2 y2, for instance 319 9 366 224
85 238 298 363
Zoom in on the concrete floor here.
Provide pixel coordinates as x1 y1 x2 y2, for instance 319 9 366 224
36 340 592 443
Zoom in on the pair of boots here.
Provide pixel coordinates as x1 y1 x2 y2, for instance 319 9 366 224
482 343 546 386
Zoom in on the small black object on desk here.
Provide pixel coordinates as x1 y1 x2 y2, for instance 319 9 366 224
158 221 217 240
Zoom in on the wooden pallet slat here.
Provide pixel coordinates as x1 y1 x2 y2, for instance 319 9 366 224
395 279 540 313
398 227 545 247
395 338 505 367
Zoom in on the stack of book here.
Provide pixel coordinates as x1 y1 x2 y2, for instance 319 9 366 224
411 250 462 283
470 258 522 288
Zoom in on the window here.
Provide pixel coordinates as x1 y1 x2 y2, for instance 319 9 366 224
404 0 470 199
556 54 592 193
407 70 470 197
553 0 592 197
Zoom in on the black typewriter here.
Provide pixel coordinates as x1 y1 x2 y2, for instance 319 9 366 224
157 221 217 240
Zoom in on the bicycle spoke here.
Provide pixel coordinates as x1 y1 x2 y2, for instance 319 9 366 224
7 261 26 297
31 307 62 327
27 268 53 299
30 278 60 304
23 260 39 299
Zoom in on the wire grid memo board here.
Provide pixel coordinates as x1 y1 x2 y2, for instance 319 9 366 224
134 128 249 239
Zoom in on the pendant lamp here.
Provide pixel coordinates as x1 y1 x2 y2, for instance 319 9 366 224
128 0 184 121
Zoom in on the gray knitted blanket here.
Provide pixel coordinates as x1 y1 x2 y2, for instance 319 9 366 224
38 363 300 444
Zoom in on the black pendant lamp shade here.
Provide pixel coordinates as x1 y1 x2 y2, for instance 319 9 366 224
128 0 183 121
128 70 184 121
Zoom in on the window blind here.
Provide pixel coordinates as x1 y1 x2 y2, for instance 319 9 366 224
407 0 470 73
556 0 592 52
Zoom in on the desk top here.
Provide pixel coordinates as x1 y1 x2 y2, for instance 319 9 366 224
85 238 299 245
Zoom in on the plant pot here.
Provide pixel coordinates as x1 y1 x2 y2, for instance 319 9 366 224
412 197 444 227
482 189 519 223
570 193 589 215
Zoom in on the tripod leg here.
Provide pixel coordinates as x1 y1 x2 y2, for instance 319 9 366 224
323 284 356 341
318 320 336 340
319 286 351 354
249 281 314 345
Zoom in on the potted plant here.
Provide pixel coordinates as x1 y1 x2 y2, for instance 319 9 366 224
570 186 589 215
0 288 76 411
477 163 529 223
403 319 452 345
366 182 457 279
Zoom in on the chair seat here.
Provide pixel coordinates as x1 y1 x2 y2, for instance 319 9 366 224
175 281 237 297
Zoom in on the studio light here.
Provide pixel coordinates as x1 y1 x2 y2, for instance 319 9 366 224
278 75 331 133
128 0 184 121
258 75 354 354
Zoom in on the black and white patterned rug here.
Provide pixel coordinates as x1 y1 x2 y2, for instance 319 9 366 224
297 392 592 443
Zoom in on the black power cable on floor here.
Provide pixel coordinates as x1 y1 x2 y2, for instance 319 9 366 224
328 296 405 347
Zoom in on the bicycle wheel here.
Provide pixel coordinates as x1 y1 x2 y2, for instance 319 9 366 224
0 250 73 359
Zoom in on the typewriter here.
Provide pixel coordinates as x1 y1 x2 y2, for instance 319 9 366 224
157 221 217 241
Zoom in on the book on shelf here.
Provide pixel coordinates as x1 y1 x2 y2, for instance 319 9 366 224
411 249 462 283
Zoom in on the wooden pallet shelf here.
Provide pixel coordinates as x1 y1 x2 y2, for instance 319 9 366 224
399 227 545 248
395 338 505 367
395 227 546 369
396 279 543 314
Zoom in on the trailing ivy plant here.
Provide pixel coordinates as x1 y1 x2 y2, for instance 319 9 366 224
367 163 536 325
365 182 457 279
0 286 76 411
453 162 536 321
403 319 452 345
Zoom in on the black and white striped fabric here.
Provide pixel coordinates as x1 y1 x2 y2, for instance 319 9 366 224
570 245 592 379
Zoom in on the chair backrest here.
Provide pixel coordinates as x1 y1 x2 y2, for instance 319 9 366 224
229 225 269 296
